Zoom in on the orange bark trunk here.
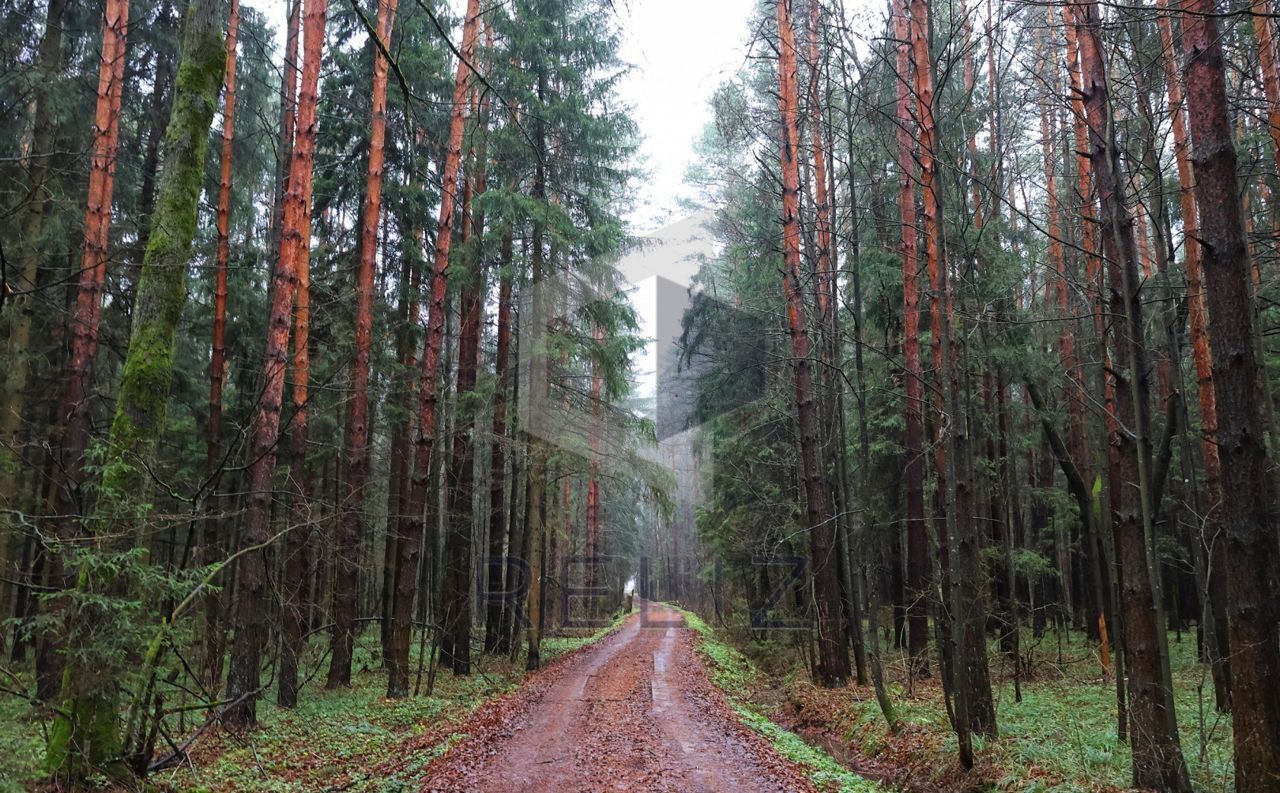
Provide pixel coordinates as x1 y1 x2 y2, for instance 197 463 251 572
1156 0 1230 709
388 0 483 698
226 0 327 725
210 0 238 458
201 0 239 692
273 0 309 710
1251 0 1280 184
775 0 848 688
1182 0 1280 786
51 0 130 519
442 78 489 674
270 0 300 251
894 0 929 676
38 0 130 701
807 5 833 326
331 0 399 690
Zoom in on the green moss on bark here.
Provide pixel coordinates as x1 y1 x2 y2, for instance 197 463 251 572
99 0 225 509
44 0 226 781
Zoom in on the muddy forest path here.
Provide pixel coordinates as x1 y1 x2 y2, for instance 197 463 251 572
420 600 819 792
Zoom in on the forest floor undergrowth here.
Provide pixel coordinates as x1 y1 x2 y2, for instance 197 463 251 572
700 617 1235 793
0 615 628 792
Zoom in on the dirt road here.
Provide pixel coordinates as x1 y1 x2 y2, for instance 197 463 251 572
420 600 819 792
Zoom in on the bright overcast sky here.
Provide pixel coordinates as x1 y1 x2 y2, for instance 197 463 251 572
611 0 758 231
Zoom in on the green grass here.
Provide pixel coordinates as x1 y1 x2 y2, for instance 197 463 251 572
0 676 44 792
980 632 1234 792
678 608 888 793
833 628 1235 792
680 611 1234 792
0 613 632 792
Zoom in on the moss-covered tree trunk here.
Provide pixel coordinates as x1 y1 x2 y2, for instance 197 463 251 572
44 0 224 782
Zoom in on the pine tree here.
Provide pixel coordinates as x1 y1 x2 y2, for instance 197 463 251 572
1182 0 1280 786
44 0 225 777
203 0 238 694
774 0 848 688
1070 1 1191 788
387 0 483 697
225 0 328 726
330 0 399 691
38 0 131 704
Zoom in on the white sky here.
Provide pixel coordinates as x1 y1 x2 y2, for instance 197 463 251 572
611 0 758 231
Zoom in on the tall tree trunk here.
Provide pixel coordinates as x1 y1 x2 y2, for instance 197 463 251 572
282 215 315 696
387 0 482 697
331 0 399 690
382 210 422 662
201 0 239 695
269 0 301 257
1155 0 1230 712
272 6 307 711
45 0 225 777
1042 76 1092 643
834 20 892 704
484 227 515 653
1064 6 1128 739
892 0 929 679
524 257 549 670
775 0 848 688
807 2 834 339
1182 2 1280 787
442 122 487 676
225 0 327 727
0 0 67 644
36 0 131 706
810 2 865 685
912 0 994 759
1071 2 1192 789
524 58 552 673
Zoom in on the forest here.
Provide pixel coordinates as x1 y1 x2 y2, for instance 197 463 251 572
0 0 1277 790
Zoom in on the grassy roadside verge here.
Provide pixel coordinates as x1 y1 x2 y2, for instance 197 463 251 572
675 607 889 793
676 610 1233 793
791 631 1234 792
0 612 632 792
